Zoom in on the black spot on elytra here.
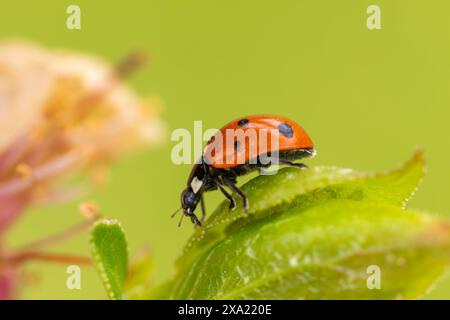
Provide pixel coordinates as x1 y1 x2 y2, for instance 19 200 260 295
278 122 293 138
234 140 241 151
237 118 249 126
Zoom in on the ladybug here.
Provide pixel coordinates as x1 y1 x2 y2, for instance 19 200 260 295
173 115 315 227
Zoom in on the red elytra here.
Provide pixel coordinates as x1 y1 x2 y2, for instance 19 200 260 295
174 115 316 227
203 115 314 168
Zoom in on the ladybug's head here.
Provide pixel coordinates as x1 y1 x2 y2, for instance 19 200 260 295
180 187 201 226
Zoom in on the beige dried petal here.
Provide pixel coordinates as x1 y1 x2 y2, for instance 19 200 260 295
0 40 164 204
0 40 164 153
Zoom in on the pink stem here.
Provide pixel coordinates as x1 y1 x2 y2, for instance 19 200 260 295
8 251 92 266
0 152 79 198
0 133 30 176
0 270 17 300
0 193 30 233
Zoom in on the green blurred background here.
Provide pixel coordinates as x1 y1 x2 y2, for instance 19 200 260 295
1 0 450 299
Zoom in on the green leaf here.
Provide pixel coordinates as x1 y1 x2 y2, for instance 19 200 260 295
169 151 450 299
90 218 128 300
176 150 425 272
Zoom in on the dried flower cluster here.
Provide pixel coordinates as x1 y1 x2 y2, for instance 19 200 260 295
0 41 164 299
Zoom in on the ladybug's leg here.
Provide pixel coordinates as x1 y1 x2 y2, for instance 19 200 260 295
200 195 207 223
190 213 202 227
279 160 308 169
222 176 249 212
216 181 237 210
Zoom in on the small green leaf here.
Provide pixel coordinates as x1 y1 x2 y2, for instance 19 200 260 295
91 218 128 300
168 151 450 299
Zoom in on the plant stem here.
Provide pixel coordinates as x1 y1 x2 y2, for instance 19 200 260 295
7 251 92 266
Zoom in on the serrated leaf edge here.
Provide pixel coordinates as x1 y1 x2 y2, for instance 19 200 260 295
180 150 426 260
90 218 129 300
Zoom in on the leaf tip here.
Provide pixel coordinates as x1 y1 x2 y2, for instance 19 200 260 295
411 147 427 172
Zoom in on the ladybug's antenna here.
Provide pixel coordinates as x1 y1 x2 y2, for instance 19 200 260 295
177 213 185 227
171 207 185 227
171 207 182 218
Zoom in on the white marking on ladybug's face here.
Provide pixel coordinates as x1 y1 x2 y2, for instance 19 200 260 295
191 177 203 194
